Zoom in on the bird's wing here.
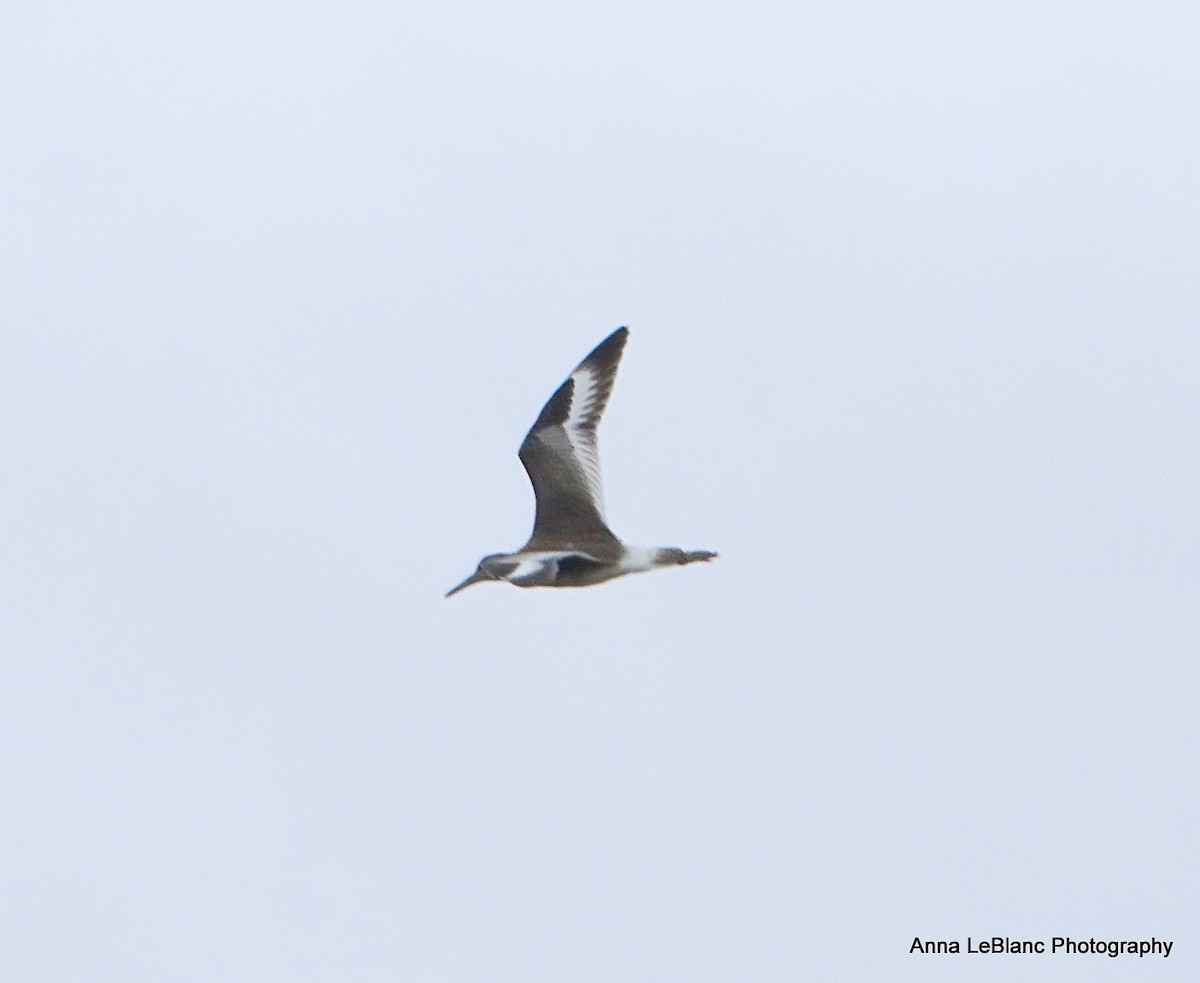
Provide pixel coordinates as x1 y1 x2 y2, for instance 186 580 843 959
518 327 628 556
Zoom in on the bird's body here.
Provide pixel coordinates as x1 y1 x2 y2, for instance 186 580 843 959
446 327 716 597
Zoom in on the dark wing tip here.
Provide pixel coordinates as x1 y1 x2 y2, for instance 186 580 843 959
584 327 629 371
570 326 628 402
523 326 630 438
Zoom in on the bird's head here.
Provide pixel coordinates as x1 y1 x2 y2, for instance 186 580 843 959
445 554 509 597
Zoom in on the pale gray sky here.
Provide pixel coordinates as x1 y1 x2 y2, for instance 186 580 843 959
3 2 1197 980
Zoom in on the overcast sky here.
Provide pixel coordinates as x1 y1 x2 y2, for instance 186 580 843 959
3 2 1197 980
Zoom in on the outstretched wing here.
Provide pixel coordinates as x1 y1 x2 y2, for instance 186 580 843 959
518 327 628 556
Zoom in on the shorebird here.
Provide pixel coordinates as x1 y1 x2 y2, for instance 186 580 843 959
446 327 716 597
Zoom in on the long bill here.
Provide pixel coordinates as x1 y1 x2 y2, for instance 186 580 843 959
445 569 488 598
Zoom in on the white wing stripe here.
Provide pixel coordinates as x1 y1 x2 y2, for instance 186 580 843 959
562 364 606 515
508 551 598 585
510 555 554 581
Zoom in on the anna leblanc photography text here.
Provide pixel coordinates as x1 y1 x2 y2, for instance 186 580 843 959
910 936 1173 958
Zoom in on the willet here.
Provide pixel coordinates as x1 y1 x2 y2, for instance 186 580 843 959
446 327 716 597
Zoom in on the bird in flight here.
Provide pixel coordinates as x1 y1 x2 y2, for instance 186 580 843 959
446 327 716 597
